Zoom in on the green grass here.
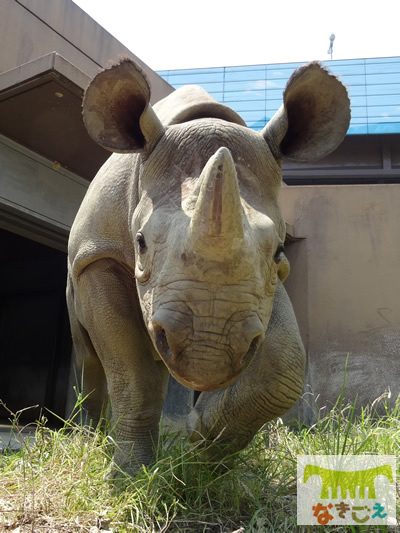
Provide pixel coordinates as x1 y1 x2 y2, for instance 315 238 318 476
1 391 400 532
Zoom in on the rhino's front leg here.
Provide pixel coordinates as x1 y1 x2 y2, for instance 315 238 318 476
70 259 169 475
187 282 305 457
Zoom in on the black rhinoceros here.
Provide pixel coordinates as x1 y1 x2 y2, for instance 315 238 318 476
67 59 350 475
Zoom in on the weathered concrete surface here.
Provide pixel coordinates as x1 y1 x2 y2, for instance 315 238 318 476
0 0 172 249
0 0 172 103
0 134 87 250
280 184 400 421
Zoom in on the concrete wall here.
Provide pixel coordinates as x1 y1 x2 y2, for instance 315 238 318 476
0 0 173 250
0 0 172 102
280 184 400 420
0 134 87 250
0 0 172 422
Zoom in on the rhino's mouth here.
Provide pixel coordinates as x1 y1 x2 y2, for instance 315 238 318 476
153 326 262 391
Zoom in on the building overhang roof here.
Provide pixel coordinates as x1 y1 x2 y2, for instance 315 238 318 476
0 52 109 180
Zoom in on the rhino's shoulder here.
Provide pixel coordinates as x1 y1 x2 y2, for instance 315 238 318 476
154 85 247 128
68 152 137 275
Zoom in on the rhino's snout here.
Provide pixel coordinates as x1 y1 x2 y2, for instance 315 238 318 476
150 310 264 391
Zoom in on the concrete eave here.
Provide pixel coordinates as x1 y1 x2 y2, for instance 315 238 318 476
0 51 90 93
0 52 109 180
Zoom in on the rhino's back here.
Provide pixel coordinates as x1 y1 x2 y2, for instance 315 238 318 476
153 85 246 128
68 151 138 278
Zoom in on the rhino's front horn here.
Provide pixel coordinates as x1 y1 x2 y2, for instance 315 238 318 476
189 147 244 260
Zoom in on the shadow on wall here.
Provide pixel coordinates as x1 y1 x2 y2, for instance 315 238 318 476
0 228 71 424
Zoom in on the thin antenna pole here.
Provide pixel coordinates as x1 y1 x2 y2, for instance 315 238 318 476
328 34 335 60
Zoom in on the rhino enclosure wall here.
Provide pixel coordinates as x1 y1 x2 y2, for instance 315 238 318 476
0 0 172 423
281 184 400 421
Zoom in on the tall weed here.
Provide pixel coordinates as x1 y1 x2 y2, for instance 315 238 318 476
1 386 400 532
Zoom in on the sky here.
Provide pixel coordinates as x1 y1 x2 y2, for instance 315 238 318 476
72 0 400 71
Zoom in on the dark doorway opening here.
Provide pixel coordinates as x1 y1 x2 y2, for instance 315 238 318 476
0 228 71 424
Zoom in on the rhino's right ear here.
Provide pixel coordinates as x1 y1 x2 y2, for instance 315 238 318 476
262 62 350 163
83 59 165 153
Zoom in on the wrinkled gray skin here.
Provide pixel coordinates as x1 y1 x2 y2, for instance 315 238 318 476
67 59 350 475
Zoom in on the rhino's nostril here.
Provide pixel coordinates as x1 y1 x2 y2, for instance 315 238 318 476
241 335 261 367
154 326 172 359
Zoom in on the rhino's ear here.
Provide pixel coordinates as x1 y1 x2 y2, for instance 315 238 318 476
83 59 165 153
262 62 350 163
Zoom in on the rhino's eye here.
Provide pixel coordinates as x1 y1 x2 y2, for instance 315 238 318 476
136 232 147 254
274 243 285 264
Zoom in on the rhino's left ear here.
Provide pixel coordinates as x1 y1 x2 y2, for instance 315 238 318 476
83 59 165 153
262 62 350 163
